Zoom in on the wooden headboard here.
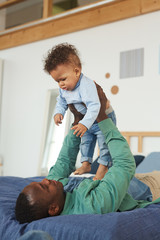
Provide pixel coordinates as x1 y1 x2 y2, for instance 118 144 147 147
121 132 160 153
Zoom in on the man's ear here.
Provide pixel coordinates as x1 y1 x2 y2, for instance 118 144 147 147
48 203 59 216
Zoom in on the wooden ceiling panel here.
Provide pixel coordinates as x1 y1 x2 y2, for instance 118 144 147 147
0 0 160 50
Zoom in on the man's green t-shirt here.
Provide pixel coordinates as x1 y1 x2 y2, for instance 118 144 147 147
47 119 160 215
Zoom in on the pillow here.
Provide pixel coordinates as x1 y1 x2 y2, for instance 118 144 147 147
134 155 145 167
136 152 160 173
90 155 145 174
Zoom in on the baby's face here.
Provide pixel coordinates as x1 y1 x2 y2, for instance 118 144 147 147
50 63 81 91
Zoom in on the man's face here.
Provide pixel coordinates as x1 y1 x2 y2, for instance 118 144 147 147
22 178 64 208
50 63 80 91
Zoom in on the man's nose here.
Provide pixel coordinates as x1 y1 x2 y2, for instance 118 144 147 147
42 178 50 185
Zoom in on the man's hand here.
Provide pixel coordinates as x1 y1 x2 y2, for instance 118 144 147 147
95 83 108 123
54 113 63 126
71 123 87 137
68 104 84 126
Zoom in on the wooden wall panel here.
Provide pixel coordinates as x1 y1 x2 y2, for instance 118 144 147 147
141 0 160 13
0 0 160 50
43 0 53 18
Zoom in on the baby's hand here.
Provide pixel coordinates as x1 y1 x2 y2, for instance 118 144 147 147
54 113 63 126
71 123 87 137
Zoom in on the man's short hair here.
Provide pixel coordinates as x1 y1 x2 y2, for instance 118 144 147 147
15 192 49 223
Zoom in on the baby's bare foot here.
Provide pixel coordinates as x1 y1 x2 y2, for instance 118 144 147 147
93 164 108 180
74 162 91 175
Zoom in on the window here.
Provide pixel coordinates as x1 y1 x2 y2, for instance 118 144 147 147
120 48 144 79
40 89 73 175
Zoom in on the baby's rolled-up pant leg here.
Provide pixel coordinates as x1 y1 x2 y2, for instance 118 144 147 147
96 129 112 167
80 130 96 164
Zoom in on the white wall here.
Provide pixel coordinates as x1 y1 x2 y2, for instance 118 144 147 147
0 11 160 177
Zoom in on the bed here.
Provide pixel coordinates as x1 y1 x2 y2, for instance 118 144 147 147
1 132 160 240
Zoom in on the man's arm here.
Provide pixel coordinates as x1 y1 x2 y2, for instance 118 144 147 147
74 85 136 214
47 130 80 181
47 105 84 181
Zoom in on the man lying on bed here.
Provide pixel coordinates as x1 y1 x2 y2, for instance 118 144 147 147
15 84 160 224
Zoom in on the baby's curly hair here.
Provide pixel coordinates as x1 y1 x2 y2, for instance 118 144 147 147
44 43 81 73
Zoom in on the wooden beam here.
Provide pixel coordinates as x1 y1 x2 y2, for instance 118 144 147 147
121 132 160 137
0 0 160 50
125 136 130 146
138 136 143 153
121 132 160 153
141 0 160 13
43 0 53 19
0 0 27 10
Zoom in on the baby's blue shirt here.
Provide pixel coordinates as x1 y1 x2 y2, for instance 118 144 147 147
54 73 100 129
